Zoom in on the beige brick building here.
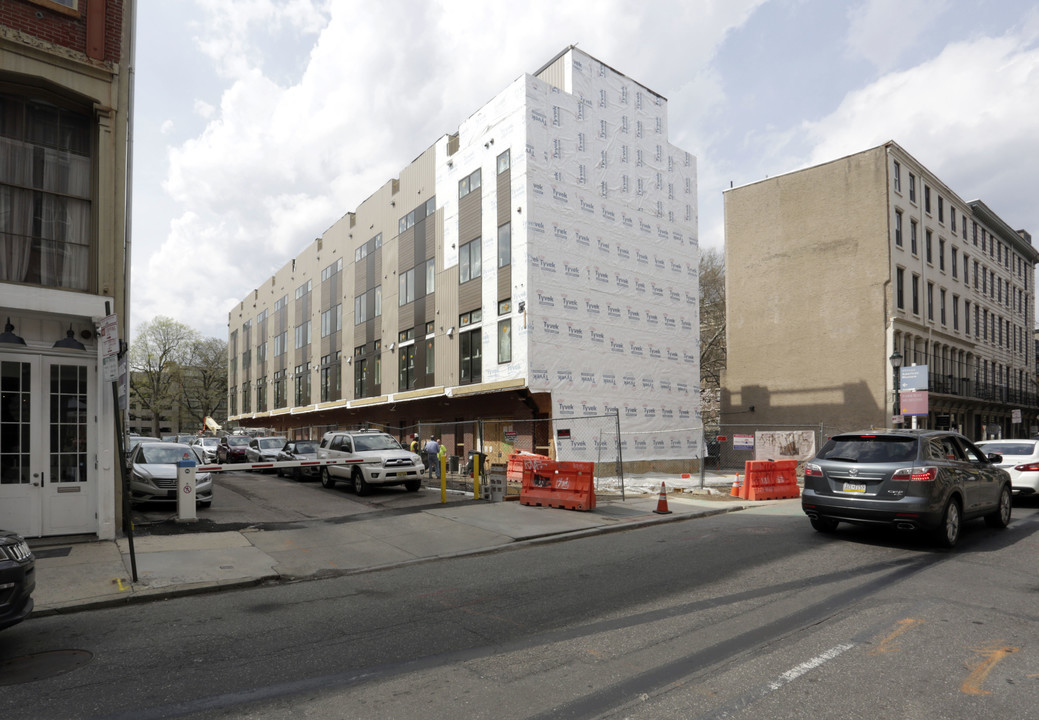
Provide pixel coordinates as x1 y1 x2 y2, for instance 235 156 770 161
722 141 1038 440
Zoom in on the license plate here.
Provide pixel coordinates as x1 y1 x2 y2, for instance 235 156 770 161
843 482 867 493
386 472 399 478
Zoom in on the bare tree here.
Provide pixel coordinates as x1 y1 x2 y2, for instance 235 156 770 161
180 336 228 429
699 247 726 428
129 317 198 437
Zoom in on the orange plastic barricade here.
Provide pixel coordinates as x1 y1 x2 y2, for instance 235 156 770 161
743 459 801 500
507 452 552 485
519 457 596 511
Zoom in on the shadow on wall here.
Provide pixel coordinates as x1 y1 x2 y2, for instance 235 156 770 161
720 381 881 432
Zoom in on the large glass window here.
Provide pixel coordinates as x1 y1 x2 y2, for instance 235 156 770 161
399 344 416 390
460 239 482 283
460 328 482 384
399 268 416 306
498 319 511 364
0 93 93 290
498 222 511 268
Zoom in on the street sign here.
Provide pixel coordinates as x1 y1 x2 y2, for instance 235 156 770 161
901 390 929 416
99 314 120 383
899 364 928 391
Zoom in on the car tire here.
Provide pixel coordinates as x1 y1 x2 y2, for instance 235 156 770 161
404 479 421 492
934 497 961 548
276 466 283 477
320 467 336 489
984 485 1012 529
351 468 371 496
810 517 839 533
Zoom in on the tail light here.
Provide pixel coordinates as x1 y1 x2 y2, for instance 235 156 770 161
892 466 938 482
804 463 822 477
1014 462 1039 472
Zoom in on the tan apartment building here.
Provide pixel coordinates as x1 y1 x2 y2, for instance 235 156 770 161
722 141 1038 441
0 0 135 539
228 46 701 469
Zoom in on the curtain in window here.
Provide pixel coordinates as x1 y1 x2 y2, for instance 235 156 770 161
0 187 32 282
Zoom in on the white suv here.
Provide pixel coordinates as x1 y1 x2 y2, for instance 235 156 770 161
318 430 424 495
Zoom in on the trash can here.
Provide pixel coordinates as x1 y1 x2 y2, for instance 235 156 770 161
466 451 488 477
448 455 460 474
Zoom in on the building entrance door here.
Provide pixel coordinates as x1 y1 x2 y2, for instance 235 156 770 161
0 354 96 537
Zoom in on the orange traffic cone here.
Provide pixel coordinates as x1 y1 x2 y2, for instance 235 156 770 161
730 474 742 497
653 481 672 514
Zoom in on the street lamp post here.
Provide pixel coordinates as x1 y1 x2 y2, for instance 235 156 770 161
890 350 903 427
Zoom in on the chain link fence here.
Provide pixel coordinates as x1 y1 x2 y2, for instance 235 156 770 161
702 424 844 476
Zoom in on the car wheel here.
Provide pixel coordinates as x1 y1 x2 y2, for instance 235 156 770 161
984 485 1012 529
351 468 371 496
320 467 336 489
934 497 961 548
810 517 839 533
276 466 283 477
404 479 421 492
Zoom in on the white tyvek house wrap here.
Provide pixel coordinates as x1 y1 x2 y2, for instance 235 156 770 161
439 48 700 462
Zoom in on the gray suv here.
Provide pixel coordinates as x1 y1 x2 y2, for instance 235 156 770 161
318 430 424 495
802 429 1012 547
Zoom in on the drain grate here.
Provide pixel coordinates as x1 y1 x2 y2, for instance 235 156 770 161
31 547 73 559
0 650 93 685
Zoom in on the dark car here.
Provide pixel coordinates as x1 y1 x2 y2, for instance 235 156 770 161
802 429 1012 547
217 435 252 464
0 528 35 631
275 440 320 480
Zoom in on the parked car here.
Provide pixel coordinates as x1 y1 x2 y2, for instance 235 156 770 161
191 436 220 464
802 429 1012 547
0 528 34 631
217 435 252 464
245 436 288 470
162 434 197 444
125 435 160 462
275 440 320 480
317 429 423 495
976 439 1039 497
128 442 213 507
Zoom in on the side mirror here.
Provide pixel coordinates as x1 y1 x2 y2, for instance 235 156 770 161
987 453 1003 463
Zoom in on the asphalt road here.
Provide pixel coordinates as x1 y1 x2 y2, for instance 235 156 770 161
3 496 1038 719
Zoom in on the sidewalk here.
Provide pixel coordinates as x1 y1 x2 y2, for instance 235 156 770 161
28 478 766 617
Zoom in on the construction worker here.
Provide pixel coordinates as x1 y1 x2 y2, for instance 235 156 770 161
424 436 440 479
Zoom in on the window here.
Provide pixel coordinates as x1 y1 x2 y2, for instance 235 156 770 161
951 248 958 278
927 281 934 320
295 279 312 299
458 168 482 199
354 357 368 398
498 319 512 364
295 321 311 349
938 196 944 223
925 230 932 264
257 376 268 412
399 267 416 306
896 268 905 310
939 239 945 271
497 149 510 174
321 257 343 281
241 384 251 414
924 185 931 213
398 344 416 390
965 300 971 334
322 304 342 337
908 173 916 202
894 211 903 246
910 220 918 254
460 328 482 384
425 258 435 295
953 295 959 330
0 92 93 290
274 331 287 357
460 238 482 283
425 338 435 375
951 208 956 233
912 274 920 315
294 363 310 406
498 222 511 268
893 161 901 192
940 288 946 325
354 294 367 324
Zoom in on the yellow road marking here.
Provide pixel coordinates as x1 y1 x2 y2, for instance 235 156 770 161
115 577 131 592
962 644 1018 695
869 618 924 655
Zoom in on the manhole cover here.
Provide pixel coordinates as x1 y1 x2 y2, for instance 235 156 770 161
0 650 93 685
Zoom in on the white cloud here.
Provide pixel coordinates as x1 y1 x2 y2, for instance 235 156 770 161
846 0 951 72
803 28 1039 229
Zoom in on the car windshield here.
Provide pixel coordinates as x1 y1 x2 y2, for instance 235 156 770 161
353 434 402 452
200 437 218 446
259 438 287 449
816 435 916 463
139 446 194 464
978 442 1036 456
228 437 250 446
293 443 317 454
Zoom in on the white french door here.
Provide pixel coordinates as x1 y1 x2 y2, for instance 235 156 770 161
0 353 96 537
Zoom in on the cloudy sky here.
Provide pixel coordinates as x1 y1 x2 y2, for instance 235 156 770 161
131 0 1039 340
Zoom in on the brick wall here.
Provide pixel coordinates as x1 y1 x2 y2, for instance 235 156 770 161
0 0 123 63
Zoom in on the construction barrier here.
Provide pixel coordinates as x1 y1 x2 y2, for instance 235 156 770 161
516 453 596 511
742 459 801 501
